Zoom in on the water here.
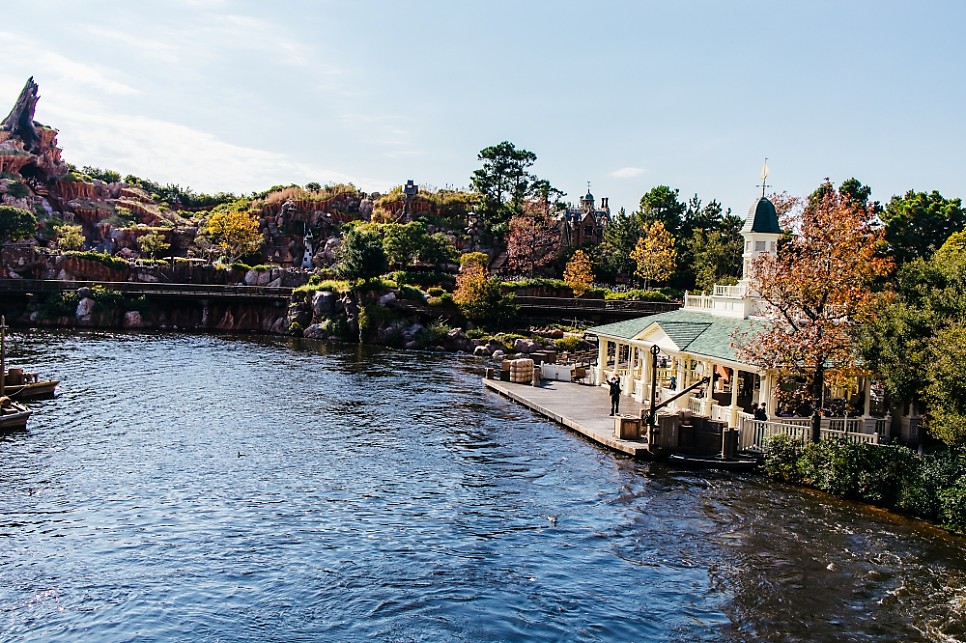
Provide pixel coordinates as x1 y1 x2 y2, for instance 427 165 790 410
1 331 965 642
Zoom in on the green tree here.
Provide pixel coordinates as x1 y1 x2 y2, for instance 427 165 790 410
595 207 641 281
687 227 742 293
138 232 170 259
0 205 36 242
881 190 965 266
382 221 426 269
637 185 685 237
470 141 559 242
417 232 457 268
336 226 388 281
56 223 85 251
860 230 966 444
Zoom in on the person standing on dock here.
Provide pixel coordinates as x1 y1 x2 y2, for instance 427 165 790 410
608 376 621 416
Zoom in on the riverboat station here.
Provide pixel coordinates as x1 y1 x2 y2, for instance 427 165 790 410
486 194 917 459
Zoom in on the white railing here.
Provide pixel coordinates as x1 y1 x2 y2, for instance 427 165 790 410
713 283 751 298
710 404 731 423
738 415 886 449
683 293 714 310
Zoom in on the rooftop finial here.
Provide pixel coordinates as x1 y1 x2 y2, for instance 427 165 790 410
757 158 771 198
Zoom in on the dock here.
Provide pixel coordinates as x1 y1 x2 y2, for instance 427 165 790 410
482 378 651 457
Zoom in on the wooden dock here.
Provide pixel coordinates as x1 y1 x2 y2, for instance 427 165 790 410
482 377 651 457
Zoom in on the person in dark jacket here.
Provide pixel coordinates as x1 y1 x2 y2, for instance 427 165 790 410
608 376 621 416
754 402 768 421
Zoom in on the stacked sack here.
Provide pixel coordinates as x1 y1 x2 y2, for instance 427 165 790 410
508 358 534 383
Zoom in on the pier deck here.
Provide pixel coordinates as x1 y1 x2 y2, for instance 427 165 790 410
482 378 651 457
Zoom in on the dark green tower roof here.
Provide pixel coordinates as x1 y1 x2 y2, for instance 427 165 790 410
741 197 781 234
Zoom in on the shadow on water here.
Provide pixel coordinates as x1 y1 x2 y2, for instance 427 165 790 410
0 331 964 641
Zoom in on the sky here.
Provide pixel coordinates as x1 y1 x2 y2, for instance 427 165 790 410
2 0 964 217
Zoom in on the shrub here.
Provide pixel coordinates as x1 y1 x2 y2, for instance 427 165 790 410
39 290 79 319
604 289 672 302
761 434 806 483
940 478 966 534
6 181 29 199
416 319 452 348
63 250 130 270
427 286 445 297
396 284 425 301
554 335 582 353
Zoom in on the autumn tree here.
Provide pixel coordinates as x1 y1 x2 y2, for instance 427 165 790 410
629 220 676 289
204 209 262 262
453 259 516 328
563 249 594 297
734 181 892 441
506 200 561 277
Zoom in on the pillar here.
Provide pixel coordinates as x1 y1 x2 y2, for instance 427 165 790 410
729 367 740 427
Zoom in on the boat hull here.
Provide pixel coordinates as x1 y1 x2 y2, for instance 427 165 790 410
6 379 58 400
666 452 759 472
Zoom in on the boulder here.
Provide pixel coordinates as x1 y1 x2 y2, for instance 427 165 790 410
513 338 541 353
75 297 94 321
77 286 93 299
378 291 397 306
492 350 506 361
303 323 328 339
473 345 491 357
312 291 336 316
122 311 143 328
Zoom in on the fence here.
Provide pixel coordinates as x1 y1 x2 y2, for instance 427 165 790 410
737 413 881 449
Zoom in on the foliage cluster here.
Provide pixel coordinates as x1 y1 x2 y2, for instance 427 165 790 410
62 250 130 270
761 435 966 533
603 289 672 302
453 263 517 329
0 205 37 242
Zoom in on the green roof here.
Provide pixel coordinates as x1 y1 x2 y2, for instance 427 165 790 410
742 197 782 234
586 308 766 365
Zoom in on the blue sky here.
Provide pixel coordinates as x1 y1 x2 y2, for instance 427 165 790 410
3 0 964 217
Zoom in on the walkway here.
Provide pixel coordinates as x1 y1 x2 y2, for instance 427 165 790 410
482 377 651 457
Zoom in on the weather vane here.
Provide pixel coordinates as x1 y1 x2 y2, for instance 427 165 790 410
757 158 771 198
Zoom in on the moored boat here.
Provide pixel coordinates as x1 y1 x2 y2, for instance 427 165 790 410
3 368 58 400
665 452 759 472
0 395 31 431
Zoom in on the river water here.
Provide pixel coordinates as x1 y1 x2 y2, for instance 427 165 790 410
1 331 965 642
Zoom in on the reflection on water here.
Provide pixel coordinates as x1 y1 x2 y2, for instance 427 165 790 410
0 330 964 641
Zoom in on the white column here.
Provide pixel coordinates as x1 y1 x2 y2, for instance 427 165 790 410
862 377 872 417
704 360 714 415
729 367 740 427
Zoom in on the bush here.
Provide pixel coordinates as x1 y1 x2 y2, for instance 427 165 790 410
416 319 452 348
396 284 425 301
554 335 582 353
39 291 79 319
63 250 130 270
939 478 966 534
761 434 806 483
604 289 672 302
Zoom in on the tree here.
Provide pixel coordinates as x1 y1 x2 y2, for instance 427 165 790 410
595 207 641 281
470 141 560 243
56 223 85 251
563 249 594 297
637 185 685 237
0 205 36 243
687 227 742 293
453 261 516 328
735 181 892 441
382 221 426 269
417 232 457 268
880 190 965 266
137 232 170 259
204 209 262 262
336 226 388 281
859 231 966 444
629 220 676 289
506 201 561 277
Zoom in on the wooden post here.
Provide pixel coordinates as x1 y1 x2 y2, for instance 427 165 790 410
1 315 5 399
